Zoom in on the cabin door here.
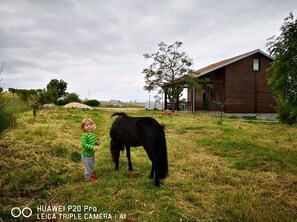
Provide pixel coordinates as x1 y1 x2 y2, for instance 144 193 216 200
203 92 209 109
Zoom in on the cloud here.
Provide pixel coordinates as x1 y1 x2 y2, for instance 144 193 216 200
0 0 296 101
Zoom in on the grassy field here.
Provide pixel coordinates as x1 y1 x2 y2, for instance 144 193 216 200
0 107 297 221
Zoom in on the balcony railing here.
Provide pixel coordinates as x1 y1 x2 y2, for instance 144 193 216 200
165 102 222 111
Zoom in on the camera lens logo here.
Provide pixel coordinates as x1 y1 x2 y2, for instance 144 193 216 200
11 207 32 218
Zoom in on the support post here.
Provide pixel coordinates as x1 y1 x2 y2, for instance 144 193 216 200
192 87 196 113
164 89 168 110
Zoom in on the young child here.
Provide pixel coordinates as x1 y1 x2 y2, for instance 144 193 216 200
80 118 100 182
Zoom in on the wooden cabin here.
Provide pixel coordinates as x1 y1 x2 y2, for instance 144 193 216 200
187 49 276 113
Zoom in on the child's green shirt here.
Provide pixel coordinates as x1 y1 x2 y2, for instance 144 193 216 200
80 132 97 157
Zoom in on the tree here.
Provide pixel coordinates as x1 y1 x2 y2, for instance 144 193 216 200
46 79 68 103
143 41 193 111
56 92 81 106
13 89 40 117
210 81 225 125
14 89 37 103
266 12 297 125
38 88 56 104
165 87 184 105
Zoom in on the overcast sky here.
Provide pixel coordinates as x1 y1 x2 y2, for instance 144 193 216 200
0 0 296 102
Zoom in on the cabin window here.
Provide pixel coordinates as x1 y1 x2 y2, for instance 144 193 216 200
253 58 260 71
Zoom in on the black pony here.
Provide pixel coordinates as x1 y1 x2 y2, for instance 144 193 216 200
109 112 168 186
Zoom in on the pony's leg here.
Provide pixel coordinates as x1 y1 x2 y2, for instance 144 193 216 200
154 161 160 187
148 158 160 186
143 145 159 186
145 152 154 179
155 175 160 187
149 163 154 179
126 145 133 171
150 155 160 186
114 149 120 171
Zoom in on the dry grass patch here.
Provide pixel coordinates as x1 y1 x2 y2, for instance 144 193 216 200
0 108 296 221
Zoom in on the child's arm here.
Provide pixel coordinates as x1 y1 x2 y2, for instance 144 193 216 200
80 133 95 151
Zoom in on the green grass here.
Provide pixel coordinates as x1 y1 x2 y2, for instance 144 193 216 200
0 107 297 221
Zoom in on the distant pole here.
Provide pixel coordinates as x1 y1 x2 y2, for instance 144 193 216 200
0 61 4 82
161 91 164 110
0 61 4 74
149 91 150 110
164 89 168 110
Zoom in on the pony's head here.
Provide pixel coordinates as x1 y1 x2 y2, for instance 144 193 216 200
110 140 124 161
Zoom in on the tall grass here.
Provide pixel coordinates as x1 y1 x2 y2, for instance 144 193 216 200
0 93 25 134
0 93 29 133
0 96 15 134
0 108 296 221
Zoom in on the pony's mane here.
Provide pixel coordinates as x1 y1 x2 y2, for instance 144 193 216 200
111 112 128 118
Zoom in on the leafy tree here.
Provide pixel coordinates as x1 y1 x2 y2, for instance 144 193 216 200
47 79 68 103
8 88 16 93
165 87 184 105
38 88 56 104
65 93 80 103
14 89 37 103
56 92 81 106
6 79 69 117
14 89 40 117
143 41 193 111
266 12 297 125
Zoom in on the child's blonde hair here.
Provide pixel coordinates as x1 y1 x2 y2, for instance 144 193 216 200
81 118 96 130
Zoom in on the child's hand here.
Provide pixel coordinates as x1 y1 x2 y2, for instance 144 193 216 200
96 141 101 146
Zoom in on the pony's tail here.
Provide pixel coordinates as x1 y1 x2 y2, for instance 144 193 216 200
156 124 168 179
111 112 128 118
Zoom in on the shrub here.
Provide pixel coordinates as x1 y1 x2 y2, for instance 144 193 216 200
276 101 297 125
49 144 69 157
56 93 81 106
70 151 81 162
83 99 100 107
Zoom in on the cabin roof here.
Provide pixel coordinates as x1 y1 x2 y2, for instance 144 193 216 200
192 49 272 78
